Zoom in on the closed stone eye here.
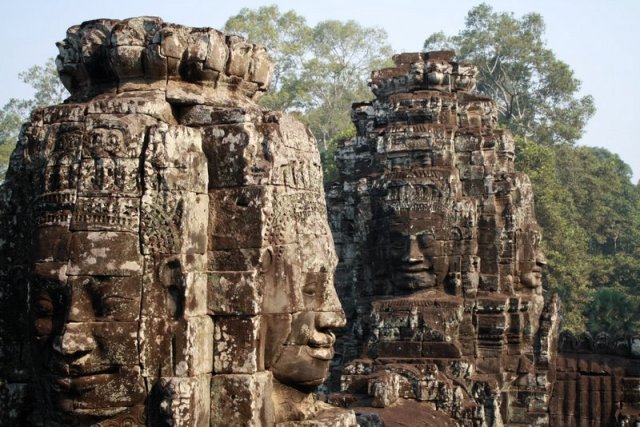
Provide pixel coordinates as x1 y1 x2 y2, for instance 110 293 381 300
303 282 317 296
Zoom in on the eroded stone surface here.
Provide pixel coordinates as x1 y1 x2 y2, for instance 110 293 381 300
327 50 640 427
0 17 353 426
4 19 637 427
326 51 559 426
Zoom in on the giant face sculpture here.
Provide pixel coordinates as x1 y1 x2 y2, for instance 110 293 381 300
205 111 349 423
517 226 547 291
25 117 148 422
370 176 461 294
261 190 346 388
2 17 354 426
32 263 145 422
373 211 440 291
24 104 209 424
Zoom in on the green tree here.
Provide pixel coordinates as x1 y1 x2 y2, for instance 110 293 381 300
555 146 640 255
586 286 640 335
224 5 310 111
224 6 393 163
515 137 591 331
0 58 67 181
300 20 392 149
321 126 356 184
424 4 595 146
516 133 640 334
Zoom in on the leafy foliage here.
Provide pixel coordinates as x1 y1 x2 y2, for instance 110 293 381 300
225 6 392 169
554 146 640 255
557 147 640 333
424 4 595 146
299 20 392 147
224 5 310 111
321 125 356 184
586 286 640 335
515 138 591 331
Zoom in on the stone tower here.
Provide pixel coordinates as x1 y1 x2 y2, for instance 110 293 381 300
0 17 354 426
327 51 559 425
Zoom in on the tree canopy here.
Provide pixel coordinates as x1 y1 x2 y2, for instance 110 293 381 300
424 3 595 146
224 5 310 112
225 5 392 176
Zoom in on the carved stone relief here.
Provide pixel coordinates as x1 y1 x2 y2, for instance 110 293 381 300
0 17 355 427
1 17 639 427
326 51 560 426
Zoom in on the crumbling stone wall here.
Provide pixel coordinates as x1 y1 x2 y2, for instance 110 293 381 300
0 17 355 426
326 51 560 426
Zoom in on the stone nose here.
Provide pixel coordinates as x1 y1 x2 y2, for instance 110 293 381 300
403 236 424 263
316 310 346 331
53 323 96 357
536 252 547 266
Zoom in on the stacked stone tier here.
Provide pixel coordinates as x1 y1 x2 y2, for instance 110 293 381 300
369 51 478 98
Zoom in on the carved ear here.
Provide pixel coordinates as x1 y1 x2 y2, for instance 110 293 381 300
157 256 183 288
260 246 274 273
157 256 185 319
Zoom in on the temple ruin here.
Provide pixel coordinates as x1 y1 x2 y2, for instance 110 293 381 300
0 16 639 427
0 17 354 426
326 52 640 426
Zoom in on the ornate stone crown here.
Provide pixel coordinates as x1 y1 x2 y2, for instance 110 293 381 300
56 17 273 102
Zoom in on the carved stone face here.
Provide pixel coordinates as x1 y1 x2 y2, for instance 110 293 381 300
462 255 480 297
262 195 345 388
517 228 546 290
371 205 448 293
384 214 439 291
369 178 461 294
31 262 145 421
520 252 547 289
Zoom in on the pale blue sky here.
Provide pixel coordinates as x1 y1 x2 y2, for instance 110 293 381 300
2 0 639 181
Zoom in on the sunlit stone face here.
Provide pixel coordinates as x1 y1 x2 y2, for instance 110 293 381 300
31 243 145 422
261 190 345 388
